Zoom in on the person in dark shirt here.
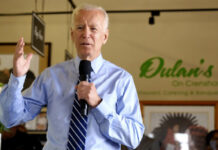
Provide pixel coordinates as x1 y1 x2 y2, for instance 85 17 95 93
206 130 218 150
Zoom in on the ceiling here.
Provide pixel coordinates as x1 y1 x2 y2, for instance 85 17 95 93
72 0 218 10
1 0 218 15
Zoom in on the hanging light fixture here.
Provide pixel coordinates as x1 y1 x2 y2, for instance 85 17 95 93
149 11 160 25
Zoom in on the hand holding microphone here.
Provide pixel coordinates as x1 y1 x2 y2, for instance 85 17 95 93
77 60 102 116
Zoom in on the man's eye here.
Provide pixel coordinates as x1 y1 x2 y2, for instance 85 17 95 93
91 27 97 31
77 26 83 30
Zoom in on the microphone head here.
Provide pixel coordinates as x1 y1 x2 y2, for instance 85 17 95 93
79 60 92 75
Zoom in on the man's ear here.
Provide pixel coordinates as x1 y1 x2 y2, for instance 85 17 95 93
103 29 109 44
71 27 74 42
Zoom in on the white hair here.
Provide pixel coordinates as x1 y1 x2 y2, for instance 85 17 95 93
72 4 109 30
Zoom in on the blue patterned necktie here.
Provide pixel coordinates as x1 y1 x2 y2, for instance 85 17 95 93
67 88 88 150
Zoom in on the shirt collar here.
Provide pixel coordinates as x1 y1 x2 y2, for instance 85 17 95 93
74 54 104 74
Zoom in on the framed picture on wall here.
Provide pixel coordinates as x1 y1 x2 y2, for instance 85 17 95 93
140 100 218 150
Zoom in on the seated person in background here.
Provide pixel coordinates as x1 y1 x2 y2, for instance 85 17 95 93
206 130 218 150
186 125 208 150
0 68 35 92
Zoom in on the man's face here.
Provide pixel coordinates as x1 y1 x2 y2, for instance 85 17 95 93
71 10 109 61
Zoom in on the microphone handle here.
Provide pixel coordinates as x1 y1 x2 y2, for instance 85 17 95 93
79 74 90 116
80 99 89 116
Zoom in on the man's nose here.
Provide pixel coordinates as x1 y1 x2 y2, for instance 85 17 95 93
82 27 91 38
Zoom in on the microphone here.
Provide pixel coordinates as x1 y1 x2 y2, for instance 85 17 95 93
79 60 92 116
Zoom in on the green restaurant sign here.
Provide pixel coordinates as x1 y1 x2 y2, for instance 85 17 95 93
138 57 218 99
140 57 214 79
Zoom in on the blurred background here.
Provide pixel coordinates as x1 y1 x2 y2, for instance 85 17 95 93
0 0 218 150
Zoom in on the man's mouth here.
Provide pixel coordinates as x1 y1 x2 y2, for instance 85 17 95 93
80 42 91 46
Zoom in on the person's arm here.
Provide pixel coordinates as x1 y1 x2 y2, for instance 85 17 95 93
92 76 145 149
0 74 27 127
0 73 48 128
0 37 34 127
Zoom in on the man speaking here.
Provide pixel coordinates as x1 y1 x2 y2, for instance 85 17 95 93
0 4 144 150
